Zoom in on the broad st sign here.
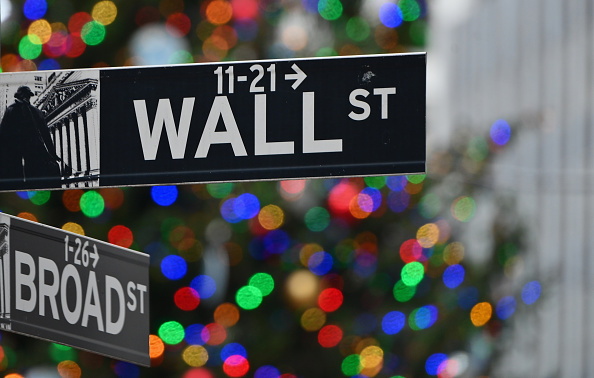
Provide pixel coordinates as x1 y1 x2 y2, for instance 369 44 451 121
0 53 425 191
0 213 150 366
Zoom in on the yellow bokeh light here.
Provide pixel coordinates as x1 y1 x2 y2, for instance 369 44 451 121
258 204 284 230
416 223 439 248
57 360 81 378
285 270 319 307
301 307 327 331
62 222 85 236
28 19 52 44
360 345 383 369
92 1 118 25
183 345 209 367
443 241 465 265
470 302 492 327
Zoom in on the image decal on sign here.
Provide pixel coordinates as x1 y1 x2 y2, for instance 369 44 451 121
0 214 10 331
0 70 100 190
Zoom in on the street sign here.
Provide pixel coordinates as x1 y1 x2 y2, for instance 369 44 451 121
0 213 150 366
0 53 425 191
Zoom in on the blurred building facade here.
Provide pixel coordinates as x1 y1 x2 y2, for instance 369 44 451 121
429 0 593 376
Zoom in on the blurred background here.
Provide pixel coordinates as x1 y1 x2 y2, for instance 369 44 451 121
0 0 588 377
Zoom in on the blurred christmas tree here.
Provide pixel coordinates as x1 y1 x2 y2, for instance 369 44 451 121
0 1 539 377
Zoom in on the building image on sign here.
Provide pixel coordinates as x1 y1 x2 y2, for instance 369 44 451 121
0 214 10 331
34 70 100 188
0 70 100 189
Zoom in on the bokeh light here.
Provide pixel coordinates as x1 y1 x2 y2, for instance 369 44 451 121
236 285 263 310
490 119 511 146
521 281 541 305
470 302 492 327
152 185 178 206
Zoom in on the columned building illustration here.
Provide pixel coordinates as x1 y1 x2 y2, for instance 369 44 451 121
34 71 100 188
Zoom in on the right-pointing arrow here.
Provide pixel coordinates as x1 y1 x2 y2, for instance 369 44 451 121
285 63 307 90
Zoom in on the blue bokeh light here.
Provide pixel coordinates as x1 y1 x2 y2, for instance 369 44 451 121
190 275 217 299
443 264 465 289
387 190 410 213
521 280 541 305
382 311 405 335
458 286 478 310
39 59 60 70
308 251 333 276
254 365 281 378
160 255 187 280
234 193 260 219
379 3 403 28
23 0 47 20
185 323 207 345
415 304 438 329
221 197 242 223
490 119 511 145
425 353 447 376
221 342 247 361
496 296 517 320
151 185 178 206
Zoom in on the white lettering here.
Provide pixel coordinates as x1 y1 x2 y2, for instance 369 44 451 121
136 283 147 314
38 257 60 320
373 87 396 119
105 276 125 335
61 264 82 324
195 96 247 158
15 251 36 313
254 94 294 155
348 89 371 121
303 92 342 153
127 281 137 312
134 98 195 160
81 271 104 332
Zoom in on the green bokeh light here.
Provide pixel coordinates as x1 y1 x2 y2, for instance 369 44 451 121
206 183 234 198
393 279 416 302
81 21 106 46
364 176 386 189
49 343 76 363
341 354 362 376
30 191 51 205
158 321 185 345
346 16 370 42
169 50 194 64
408 308 420 330
409 19 427 46
407 174 425 184
418 193 441 219
318 0 343 21
19 35 42 60
468 136 489 162
80 190 105 218
248 272 274 296
236 285 263 310
453 196 476 222
316 47 338 56
401 261 424 286
399 0 421 21
304 206 330 232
